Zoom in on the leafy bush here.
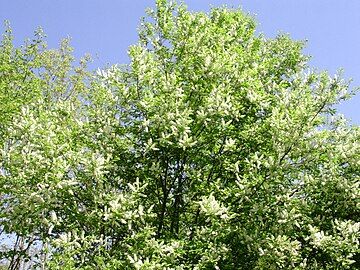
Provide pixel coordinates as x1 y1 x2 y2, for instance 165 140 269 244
0 0 359 269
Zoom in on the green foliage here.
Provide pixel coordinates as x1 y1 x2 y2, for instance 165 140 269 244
1 1 359 269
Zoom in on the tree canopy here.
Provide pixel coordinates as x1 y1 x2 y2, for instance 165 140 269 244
0 0 359 269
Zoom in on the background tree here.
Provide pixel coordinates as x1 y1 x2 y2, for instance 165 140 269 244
1 0 359 269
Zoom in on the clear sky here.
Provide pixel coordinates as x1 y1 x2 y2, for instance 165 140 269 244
1 0 359 123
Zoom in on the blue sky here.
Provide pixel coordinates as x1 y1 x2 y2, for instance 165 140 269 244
1 0 359 123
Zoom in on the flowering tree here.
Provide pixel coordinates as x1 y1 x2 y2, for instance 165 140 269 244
1 0 359 269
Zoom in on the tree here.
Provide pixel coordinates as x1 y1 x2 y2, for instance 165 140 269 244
1 0 359 269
